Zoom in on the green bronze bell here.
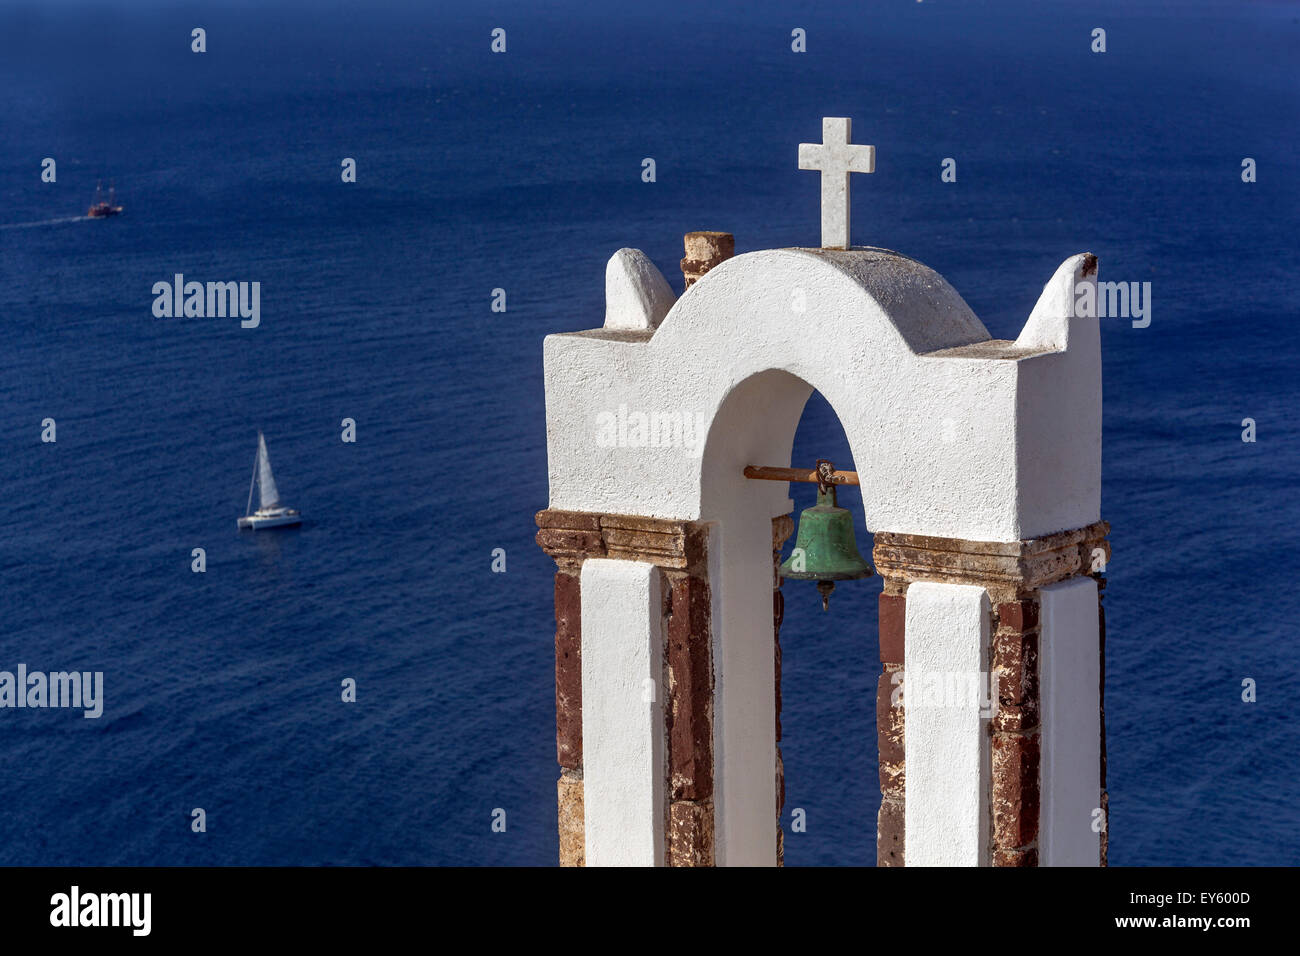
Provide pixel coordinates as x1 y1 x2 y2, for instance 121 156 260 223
779 480 874 611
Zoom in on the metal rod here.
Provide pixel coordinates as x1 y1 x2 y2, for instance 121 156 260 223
743 464 860 486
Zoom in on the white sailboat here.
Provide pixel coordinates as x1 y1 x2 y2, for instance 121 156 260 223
237 432 302 530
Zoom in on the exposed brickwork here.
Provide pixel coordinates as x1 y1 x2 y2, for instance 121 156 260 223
537 508 716 867
772 514 794 866
877 662 906 866
774 591 785 742
872 522 1109 867
557 770 585 867
1099 790 1109 868
878 592 906 664
665 573 713 803
1098 575 1109 867
877 793 905 867
535 511 603 569
668 800 714 866
873 521 1110 604
993 846 1038 867
537 509 709 575
991 622 1039 733
554 571 583 771
876 668 906 786
991 732 1040 849
553 564 585 868
681 231 734 289
996 599 1039 633
989 595 1042 864
540 509 1109 868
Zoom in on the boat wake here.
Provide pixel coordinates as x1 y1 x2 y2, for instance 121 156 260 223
0 215 90 230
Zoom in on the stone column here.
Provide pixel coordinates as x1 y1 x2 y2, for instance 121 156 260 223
536 509 716 866
871 520 1109 867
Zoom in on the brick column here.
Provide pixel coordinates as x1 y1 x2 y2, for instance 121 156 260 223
664 563 715 865
772 514 794 867
535 513 599 867
1097 573 1109 866
990 596 1040 866
872 520 1109 868
876 588 907 866
537 509 715 867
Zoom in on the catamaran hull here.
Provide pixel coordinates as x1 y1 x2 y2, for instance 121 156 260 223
237 512 301 530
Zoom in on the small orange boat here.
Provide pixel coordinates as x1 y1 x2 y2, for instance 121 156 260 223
87 181 123 218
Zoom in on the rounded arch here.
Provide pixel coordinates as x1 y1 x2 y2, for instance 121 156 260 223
543 246 1035 543
699 367 881 864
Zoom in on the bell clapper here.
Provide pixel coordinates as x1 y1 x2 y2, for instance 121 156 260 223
816 580 835 611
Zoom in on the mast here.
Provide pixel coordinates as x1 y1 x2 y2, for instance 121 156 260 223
245 435 259 516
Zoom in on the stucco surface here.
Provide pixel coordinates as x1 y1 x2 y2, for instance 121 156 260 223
580 559 666 866
543 246 1100 542
1040 576 1103 866
904 581 991 865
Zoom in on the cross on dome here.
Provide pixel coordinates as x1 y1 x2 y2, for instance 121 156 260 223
798 117 876 250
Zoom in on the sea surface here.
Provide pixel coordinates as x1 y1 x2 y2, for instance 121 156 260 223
0 0 1296 866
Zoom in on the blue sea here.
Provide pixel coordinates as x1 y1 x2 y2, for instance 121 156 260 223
0 0 1296 866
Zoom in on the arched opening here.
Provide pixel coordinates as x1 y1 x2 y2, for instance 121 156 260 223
778 392 880 866
699 369 882 866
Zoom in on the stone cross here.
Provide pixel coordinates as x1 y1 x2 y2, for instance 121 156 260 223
798 117 876 250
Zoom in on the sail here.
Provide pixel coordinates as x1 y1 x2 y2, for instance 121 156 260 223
256 433 281 509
